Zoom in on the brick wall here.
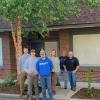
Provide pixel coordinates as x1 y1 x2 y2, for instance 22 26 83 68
59 30 70 55
77 69 100 82
9 33 16 74
0 33 11 79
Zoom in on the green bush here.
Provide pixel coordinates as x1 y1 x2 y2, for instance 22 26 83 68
86 68 94 98
0 73 15 88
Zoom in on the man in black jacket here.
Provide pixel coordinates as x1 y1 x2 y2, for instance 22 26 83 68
64 51 79 91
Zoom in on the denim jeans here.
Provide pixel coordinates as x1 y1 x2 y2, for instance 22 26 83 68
56 75 60 85
40 75 54 100
68 71 77 90
60 70 68 88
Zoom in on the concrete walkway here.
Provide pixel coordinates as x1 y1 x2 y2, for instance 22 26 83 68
54 82 100 100
0 82 100 100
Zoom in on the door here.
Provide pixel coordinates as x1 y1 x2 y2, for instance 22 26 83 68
30 41 44 57
45 41 58 56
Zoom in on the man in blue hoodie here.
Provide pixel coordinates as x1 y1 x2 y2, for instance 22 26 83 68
36 50 54 100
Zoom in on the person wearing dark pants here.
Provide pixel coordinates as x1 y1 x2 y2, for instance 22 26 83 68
59 50 68 89
64 51 79 91
24 49 39 100
36 49 54 100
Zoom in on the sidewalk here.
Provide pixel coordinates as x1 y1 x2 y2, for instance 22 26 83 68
0 82 100 100
54 82 100 100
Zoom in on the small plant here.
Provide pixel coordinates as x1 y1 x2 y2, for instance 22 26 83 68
86 68 94 98
0 73 16 88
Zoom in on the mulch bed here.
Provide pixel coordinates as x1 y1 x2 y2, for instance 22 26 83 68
0 85 20 94
72 88 100 99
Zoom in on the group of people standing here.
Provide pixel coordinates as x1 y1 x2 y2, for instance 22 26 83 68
18 47 79 100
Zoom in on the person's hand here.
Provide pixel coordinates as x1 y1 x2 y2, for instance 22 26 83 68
38 76 40 80
31 72 34 76
31 70 34 76
73 70 76 73
18 71 21 75
65 69 67 72
28 73 32 76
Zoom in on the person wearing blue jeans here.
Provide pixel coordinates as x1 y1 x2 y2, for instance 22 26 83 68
59 55 68 89
40 76 53 100
36 49 54 100
64 51 79 91
68 71 77 90
63 71 68 89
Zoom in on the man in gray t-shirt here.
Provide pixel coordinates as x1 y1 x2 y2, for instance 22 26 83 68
18 47 30 96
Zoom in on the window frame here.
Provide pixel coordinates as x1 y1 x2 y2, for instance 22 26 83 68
0 37 3 69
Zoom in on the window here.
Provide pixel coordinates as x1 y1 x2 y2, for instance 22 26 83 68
0 38 3 68
73 34 100 66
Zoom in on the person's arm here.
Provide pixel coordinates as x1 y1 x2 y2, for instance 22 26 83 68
57 57 60 73
24 59 29 73
74 66 79 72
73 58 79 73
36 61 40 73
49 59 53 72
63 59 67 72
63 65 67 72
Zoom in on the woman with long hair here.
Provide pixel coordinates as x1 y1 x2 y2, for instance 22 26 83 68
50 49 60 95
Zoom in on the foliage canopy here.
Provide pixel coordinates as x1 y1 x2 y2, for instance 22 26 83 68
0 0 99 36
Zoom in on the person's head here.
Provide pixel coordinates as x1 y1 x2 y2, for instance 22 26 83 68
68 51 74 58
31 49 36 57
23 48 28 54
51 49 56 57
40 49 46 58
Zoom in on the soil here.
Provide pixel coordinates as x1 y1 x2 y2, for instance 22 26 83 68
72 88 100 99
0 84 41 95
0 85 20 94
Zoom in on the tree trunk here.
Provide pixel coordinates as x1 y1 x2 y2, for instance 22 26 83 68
10 16 23 77
16 16 23 77
17 16 22 57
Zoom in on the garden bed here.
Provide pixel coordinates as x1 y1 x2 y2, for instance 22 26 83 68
0 85 20 94
72 88 100 99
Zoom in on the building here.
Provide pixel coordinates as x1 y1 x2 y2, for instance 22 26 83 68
0 5 100 81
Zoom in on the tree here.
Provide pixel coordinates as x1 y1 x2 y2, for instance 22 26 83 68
0 0 99 76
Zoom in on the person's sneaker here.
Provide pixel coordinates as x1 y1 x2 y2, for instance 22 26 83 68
56 83 61 86
64 87 67 89
19 93 24 97
28 96 32 100
71 88 76 91
53 91 56 95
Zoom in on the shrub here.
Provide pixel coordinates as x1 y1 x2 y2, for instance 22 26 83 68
0 73 16 88
86 68 94 98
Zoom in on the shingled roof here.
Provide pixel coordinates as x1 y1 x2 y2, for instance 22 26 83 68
0 5 100 31
0 17 10 32
67 5 100 24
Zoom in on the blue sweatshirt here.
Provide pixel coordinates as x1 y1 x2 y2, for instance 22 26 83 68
36 57 53 76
